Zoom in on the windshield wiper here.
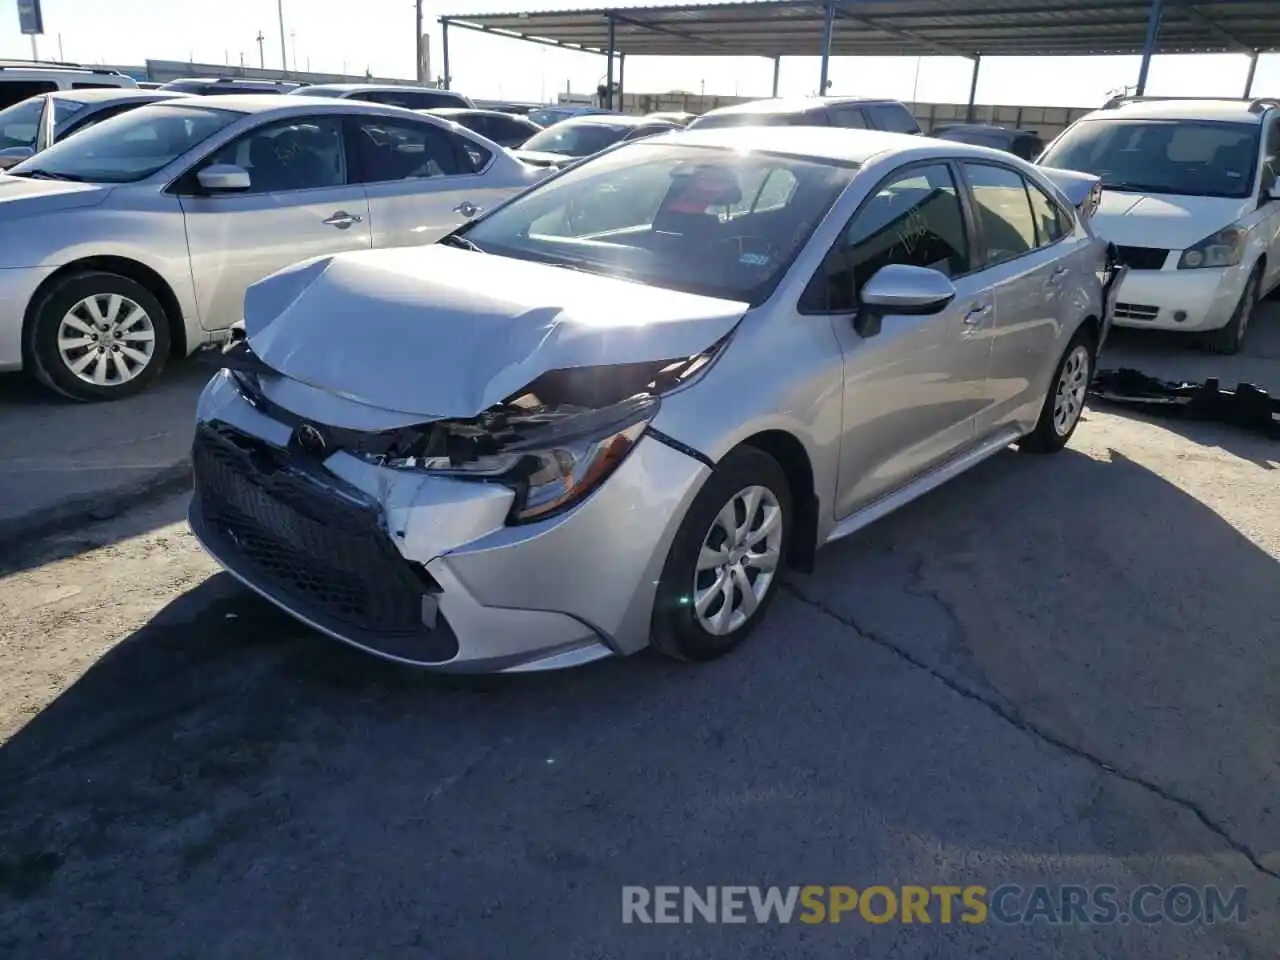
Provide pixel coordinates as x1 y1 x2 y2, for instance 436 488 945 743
1101 181 1166 194
440 233 484 253
9 168 83 182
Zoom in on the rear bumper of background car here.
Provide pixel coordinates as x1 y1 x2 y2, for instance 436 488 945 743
188 370 711 673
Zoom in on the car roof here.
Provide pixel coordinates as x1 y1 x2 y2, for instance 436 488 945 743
428 107 529 119
700 96 895 117
669 125 1015 166
1084 99 1266 124
154 94 398 114
52 87 184 105
299 83 457 94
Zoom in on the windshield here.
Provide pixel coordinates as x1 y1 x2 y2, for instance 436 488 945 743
0 97 45 150
8 103 241 183
460 142 855 305
520 121 632 157
1039 118 1260 198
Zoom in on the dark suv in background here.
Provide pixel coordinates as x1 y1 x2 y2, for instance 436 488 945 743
686 96 921 134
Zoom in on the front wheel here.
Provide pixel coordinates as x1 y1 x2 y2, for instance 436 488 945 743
26 271 170 402
650 446 791 662
1018 329 1094 454
1202 266 1259 356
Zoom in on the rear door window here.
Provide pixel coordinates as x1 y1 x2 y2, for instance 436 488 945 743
961 162 1038 266
866 103 921 134
348 117 489 181
828 106 868 129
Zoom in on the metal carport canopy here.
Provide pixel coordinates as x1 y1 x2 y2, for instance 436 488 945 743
439 0 1280 59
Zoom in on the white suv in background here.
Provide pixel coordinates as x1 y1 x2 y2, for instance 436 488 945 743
1038 96 1280 353
0 60 136 110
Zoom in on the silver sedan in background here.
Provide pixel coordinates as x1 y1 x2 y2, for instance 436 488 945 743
191 126 1120 674
0 95 540 401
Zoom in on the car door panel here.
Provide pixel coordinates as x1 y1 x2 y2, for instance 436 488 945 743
178 115 370 332
349 116 506 248
809 160 994 519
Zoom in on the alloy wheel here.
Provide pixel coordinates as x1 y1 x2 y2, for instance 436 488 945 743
1052 344 1091 437
57 293 157 387
692 484 784 636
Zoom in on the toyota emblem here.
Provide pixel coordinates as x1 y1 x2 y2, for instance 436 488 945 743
296 423 328 455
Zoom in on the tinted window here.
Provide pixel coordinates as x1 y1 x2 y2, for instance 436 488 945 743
1011 134 1044 161
357 89 465 110
464 142 855 306
206 117 346 193
349 118 484 182
488 115 540 146
0 96 46 149
866 103 920 134
521 120 631 157
9 103 240 183
0 80 57 110
72 82 119 90
1261 119 1280 194
962 162 1037 266
1026 180 1066 246
804 162 969 313
829 106 868 129
1038 118 1260 199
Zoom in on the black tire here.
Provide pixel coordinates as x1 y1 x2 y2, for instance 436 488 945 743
1018 326 1096 455
1202 266 1259 356
26 271 171 402
650 445 792 662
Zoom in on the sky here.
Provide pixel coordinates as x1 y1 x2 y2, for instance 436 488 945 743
4 0 1280 108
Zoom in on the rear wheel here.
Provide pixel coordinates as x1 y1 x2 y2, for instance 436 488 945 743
1202 266 1259 355
651 446 791 662
26 271 170 402
1018 328 1094 454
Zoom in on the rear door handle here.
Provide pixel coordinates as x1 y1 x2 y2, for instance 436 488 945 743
323 211 363 229
962 304 992 325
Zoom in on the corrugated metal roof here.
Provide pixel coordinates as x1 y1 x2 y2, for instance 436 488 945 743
441 0 1280 58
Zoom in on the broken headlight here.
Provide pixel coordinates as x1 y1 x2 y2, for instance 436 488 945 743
418 393 660 524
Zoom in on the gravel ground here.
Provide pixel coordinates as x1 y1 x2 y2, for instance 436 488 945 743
1 397 1278 958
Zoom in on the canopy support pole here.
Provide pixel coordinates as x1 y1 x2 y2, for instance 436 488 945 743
966 54 981 121
818 2 835 95
1135 0 1163 96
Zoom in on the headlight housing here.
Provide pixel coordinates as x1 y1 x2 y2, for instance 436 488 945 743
421 394 659 524
1178 226 1246 270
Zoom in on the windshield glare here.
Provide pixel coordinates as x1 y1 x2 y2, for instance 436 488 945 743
521 121 631 157
8 104 242 183
1039 118 1260 198
0 97 45 150
462 142 856 305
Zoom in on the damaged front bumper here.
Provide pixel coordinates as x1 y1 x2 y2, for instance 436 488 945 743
189 370 712 672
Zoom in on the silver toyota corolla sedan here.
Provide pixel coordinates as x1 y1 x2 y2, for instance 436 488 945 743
0 95 540 401
190 127 1124 673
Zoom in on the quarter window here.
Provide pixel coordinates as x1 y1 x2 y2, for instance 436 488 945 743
829 106 867 129
206 117 347 193
804 162 970 312
962 162 1037 266
866 103 920 134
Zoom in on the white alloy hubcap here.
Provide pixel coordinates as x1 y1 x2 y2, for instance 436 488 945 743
1052 345 1091 437
57 293 156 387
693 484 784 636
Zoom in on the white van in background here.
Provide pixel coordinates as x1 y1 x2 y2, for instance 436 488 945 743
0 60 137 110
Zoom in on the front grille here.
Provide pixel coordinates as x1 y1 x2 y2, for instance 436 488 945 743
1113 302 1160 321
191 423 459 664
1113 245 1169 271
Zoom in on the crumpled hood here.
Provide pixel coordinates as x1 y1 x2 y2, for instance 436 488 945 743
0 174 111 216
244 244 748 419
1088 190 1248 249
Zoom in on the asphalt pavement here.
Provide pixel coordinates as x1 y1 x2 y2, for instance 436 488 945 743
0 315 1277 957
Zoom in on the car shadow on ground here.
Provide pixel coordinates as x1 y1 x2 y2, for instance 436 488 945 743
2 438 1279 956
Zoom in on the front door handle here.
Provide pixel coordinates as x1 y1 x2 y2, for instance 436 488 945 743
962 304 992 325
453 201 483 218
323 211 363 229
1047 266 1069 285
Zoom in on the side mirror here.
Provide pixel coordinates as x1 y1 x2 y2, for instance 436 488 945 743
196 163 251 193
855 263 957 338
0 146 35 170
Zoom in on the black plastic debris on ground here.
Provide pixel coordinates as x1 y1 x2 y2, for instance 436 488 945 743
1089 368 1280 441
